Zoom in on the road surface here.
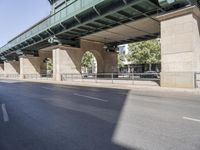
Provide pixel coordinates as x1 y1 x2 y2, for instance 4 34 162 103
0 80 200 150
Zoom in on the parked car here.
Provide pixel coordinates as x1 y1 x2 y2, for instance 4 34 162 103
140 71 159 79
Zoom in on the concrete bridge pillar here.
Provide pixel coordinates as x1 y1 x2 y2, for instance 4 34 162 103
103 52 118 73
0 64 4 75
39 50 53 74
159 6 200 88
80 39 118 73
40 40 118 81
19 56 41 79
52 45 83 81
4 61 20 77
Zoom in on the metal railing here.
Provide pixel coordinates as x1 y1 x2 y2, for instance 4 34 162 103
0 74 20 79
61 72 160 86
1 72 200 88
194 72 200 88
23 74 53 80
0 72 160 86
0 74 5 78
0 74 53 80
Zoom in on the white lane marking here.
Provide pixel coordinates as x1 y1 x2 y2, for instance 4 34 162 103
182 116 200 123
1 104 9 122
73 93 108 102
41 87 52 90
41 86 77 91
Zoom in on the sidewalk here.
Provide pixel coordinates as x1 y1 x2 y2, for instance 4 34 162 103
1 78 200 96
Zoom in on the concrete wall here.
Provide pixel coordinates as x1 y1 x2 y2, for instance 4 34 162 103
4 61 20 74
159 6 200 88
50 46 83 80
0 64 4 74
20 56 41 78
103 52 118 73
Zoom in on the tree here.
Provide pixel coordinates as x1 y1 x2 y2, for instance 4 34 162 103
127 39 161 71
118 53 126 69
81 51 98 73
46 58 53 71
81 51 94 68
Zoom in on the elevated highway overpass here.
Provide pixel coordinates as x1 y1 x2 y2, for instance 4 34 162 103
0 0 200 88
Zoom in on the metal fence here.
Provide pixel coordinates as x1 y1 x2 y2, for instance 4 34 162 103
194 72 200 88
0 74 5 78
0 74 19 79
1 72 200 88
23 74 53 80
0 72 160 86
61 72 160 86
0 74 53 80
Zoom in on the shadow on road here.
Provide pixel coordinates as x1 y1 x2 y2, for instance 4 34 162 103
0 81 140 150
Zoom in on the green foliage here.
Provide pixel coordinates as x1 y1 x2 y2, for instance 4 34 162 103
46 58 53 71
118 53 126 68
81 51 94 68
127 39 161 65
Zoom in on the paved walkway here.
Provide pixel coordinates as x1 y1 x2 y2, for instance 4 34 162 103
0 78 200 96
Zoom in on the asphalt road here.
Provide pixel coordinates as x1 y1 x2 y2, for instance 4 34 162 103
0 80 200 150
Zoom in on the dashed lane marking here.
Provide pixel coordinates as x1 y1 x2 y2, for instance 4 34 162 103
73 93 108 102
182 116 200 123
2 104 9 122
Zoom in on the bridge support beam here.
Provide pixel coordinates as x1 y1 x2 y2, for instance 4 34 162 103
4 61 20 77
159 6 200 88
19 56 41 79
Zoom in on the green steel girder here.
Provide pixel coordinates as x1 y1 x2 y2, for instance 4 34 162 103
158 0 199 8
53 0 160 39
48 0 60 5
0 0 198 60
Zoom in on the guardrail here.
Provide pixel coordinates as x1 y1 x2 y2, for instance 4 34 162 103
194 72 200 88
61 72 160 86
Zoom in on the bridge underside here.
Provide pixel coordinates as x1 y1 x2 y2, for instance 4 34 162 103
81 17 160 45
0 0 185 61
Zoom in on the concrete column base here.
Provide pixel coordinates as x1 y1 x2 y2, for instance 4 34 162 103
0 64 4 75
158 6 200 88
103 52 118 73
52 46 82 81
4 61 20 77
161 72 194 88
20 56 41 79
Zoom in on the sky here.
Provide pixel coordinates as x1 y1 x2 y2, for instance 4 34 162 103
0 0 51 47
